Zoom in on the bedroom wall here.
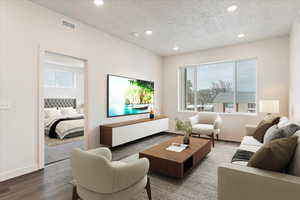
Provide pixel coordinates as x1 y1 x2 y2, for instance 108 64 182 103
162 36 290 142
0 0 162 181
0 0 5 176
44 63 85 106
290 12 300 123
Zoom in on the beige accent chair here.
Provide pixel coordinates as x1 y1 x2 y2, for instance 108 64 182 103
189 112 222 147
71 148 151 200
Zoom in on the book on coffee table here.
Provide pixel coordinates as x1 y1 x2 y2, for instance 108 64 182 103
166 143 188 152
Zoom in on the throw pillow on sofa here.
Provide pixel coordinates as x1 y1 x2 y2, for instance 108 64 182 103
263 125 278 144
264 123 300 144
248 136 298 172
277 117 291 128
288 131 300 176
280 124 300 137
252 116 280 142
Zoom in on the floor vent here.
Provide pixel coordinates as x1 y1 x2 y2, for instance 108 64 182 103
62 20 76 30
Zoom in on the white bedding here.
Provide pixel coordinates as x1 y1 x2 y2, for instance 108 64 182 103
45 114 84 139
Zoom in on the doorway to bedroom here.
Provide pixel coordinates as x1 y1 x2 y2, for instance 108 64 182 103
42 52 86 165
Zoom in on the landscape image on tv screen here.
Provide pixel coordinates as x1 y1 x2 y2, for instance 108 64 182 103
107 75 154 117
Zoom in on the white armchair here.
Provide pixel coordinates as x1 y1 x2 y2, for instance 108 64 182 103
189 112 222 147
71 148 151 200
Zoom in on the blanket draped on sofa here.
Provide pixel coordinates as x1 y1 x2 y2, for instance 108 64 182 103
231 149 254 163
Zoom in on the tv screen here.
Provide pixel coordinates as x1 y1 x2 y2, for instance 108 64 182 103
107 75 154 117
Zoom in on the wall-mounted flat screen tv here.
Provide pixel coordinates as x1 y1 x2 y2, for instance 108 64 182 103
107 75 154 117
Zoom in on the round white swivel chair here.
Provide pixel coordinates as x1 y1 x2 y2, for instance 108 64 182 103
71 148 151 200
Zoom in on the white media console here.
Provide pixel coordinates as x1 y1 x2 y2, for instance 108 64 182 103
100 115 169 147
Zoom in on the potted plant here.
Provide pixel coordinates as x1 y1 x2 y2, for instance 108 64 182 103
175 118 192 144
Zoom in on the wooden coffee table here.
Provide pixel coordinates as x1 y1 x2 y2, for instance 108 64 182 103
139 136 211 178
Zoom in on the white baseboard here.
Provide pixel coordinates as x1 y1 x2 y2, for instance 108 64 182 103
0 165 39 182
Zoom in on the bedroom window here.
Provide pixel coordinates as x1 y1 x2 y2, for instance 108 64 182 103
179 58 257 113
44 69 76 88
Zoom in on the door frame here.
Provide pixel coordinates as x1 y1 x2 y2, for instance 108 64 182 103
37 46 89 169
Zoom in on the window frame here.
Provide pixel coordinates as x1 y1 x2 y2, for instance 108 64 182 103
44 68 77 89
179 58 258 114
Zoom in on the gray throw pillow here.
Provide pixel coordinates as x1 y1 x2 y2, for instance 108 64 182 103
264 123 300 144
263 125 279 144
282 124 300 136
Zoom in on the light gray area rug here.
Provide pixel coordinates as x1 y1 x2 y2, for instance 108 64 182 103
126 143 237 200
45 140 84 165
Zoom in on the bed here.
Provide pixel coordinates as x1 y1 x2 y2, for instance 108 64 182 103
44 98 84 140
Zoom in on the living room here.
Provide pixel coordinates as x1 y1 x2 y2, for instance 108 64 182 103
0 0 300 200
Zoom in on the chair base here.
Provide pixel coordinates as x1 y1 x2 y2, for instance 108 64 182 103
146 177 152 200
191 133 218 147
72 185 80 200
72 177 152 200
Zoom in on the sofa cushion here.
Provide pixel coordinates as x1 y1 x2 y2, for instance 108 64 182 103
252 116 280 142
247 136 298 172
241 136 262 147
231 161 248 166
288 131 300 177
192 124 214 135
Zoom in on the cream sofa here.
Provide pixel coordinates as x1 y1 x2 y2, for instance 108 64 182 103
218 123 300 200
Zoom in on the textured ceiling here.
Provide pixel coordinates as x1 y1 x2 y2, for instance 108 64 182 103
29 0 300 56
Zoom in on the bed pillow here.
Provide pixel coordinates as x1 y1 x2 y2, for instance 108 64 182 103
44 108 61 118
60 107 77 115
252 116 280 142
248 136 298 172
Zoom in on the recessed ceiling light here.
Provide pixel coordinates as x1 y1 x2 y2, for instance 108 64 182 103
132 32 140 37
94 0 104 7
145 30 153 35
238 33 245 38
173 46 179 51
227 5 238 12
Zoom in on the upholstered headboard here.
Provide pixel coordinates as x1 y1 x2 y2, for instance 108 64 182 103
44 98 77 109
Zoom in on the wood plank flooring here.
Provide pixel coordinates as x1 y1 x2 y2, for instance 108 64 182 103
0 133 174 200
0 133 238 200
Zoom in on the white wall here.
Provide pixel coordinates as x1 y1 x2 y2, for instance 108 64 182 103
162 36 290 142
44 63 85 105
0 0 162 181
0 0 5 177
290 13 300 123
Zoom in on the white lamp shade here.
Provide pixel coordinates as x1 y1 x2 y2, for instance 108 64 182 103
259 100 279 114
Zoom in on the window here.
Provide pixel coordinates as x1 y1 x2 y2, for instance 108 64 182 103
179 59 257 113
183 68 196 111
44 69 76 88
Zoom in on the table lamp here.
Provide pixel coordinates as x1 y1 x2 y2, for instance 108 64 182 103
259 100 279 117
